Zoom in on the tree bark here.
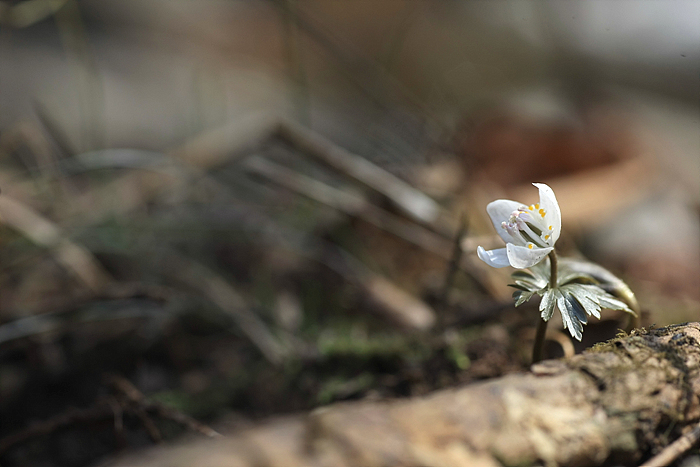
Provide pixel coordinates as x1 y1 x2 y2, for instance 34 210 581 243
107 322 700 467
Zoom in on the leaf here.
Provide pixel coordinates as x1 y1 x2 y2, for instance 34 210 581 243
510 271 547 291
513 290 535 307
557 258 639 314
564 291 588 325
557 271 597 286
556 289 583 341
561 284 602 319
528 262 550 284
511 271 537 282
561 283 634 317
597 295 634 314
539 289 556 321
513 279 543 292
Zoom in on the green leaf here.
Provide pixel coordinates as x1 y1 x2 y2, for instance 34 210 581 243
557 258 639 314
528 262 550 283
511 271 537 282
513 290 535 307
556 289 583 341
558 271 597 286
564 291 588 325
539 289 556 321
510 271 547 291
561 283 634 316
513 279 543 292
561 284 602 319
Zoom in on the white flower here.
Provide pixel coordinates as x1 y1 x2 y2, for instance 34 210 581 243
477 183 561 269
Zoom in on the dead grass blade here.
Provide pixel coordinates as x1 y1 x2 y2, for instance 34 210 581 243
160 252 288 366
242 155 452 258
0 195 112 292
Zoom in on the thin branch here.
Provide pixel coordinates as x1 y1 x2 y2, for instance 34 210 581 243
0 375 223 455
274 118 442 225
105 374 223 440
158 252 289 365
440 213 468 306
0 195 113 292
0 404 113 455
640 421 700 467
242 155 452 258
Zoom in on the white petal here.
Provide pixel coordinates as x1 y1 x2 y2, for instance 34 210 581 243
533 183 561 244
477 246 511 268
486 199 523 245
506 244 553 269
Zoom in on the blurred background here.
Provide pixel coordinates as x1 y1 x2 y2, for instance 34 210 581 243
0 1 698 466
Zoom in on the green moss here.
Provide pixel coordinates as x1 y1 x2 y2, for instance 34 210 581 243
316 373 375 405
151 383 234 419
317 331 431 363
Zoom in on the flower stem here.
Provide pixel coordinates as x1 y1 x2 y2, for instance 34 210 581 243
548 250 558 289
532 250 558 363
532 317 548 364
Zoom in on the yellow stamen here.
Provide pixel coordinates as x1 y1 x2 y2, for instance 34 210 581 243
545 235 550 240
528 244 533 249
539 209 546 217
529 205 534 210
535 203 540 209
548 225 552 230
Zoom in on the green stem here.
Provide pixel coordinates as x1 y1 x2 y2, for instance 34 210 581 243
532 250 558 364
532 317 548 364
548 250 558 289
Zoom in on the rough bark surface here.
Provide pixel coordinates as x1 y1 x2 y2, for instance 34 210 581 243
107 323 700 467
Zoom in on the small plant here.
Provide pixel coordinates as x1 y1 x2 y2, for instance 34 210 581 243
477 183 639 363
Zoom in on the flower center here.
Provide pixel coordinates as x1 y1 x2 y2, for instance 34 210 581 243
501 204 554 248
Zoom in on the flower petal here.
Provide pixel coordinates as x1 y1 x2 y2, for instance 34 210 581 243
477 246 511 268
486 199 523 245
533 183 561 244
506 244 553 269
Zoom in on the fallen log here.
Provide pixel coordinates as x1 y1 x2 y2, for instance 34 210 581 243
107 323 700 467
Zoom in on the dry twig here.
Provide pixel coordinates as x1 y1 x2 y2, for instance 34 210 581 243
105 374 223 441
0 195 113 292
640 421 700 467
0 374 222 456
274 119 442 225
158 252 289 365
169 113 443 226
440 213 468 306
242 155 452 258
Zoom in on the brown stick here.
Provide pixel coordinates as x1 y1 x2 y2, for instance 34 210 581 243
0 375 222 456
242 155 452 258
440 213 468 307
640 421 700 467
0 404 114 455
274 119 442 225
106 374 224 440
